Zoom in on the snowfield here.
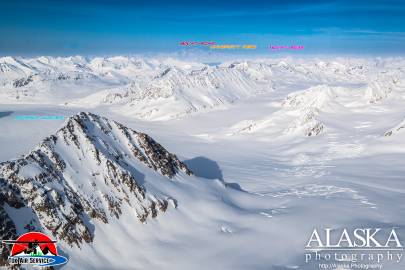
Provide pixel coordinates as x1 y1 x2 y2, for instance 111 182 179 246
0 56 404 270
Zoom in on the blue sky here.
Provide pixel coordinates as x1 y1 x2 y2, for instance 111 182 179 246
0 0 404 56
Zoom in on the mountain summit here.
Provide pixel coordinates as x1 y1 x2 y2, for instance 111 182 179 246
0 112 192 266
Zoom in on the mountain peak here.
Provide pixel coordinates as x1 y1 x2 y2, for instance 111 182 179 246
0 112 192 264
59 112 192 178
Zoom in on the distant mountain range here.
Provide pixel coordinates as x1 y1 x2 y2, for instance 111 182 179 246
1 56 403 121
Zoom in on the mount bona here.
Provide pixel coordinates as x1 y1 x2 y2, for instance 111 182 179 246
0 112 193 266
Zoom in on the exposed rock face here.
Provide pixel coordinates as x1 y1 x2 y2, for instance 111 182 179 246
0 180 19 268
13 75 34 88
0 112 192 266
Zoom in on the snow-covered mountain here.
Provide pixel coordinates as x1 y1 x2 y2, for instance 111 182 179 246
224 68 405 138
0 112 193 267
1 56 405 269
2 56 404 121
0 111 284 270
226 84 342 137
75 62 275 120
0 56 275 120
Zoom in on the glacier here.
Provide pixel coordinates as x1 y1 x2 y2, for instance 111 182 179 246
0 56 404 269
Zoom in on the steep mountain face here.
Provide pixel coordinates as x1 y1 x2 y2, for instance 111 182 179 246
0 112 192 267
0 183 19 268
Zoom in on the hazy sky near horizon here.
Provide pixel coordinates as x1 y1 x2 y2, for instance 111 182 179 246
0 0 405 56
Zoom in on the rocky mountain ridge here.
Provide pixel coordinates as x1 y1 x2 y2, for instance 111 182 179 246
0 112 192 267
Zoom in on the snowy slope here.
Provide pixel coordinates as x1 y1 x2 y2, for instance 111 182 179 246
0 112 282 270
384 117 405 137
0 57 275 120
223 66 405 138
73 62 275 120
0 112 193 266
2 56 404 121
1 56 405 270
